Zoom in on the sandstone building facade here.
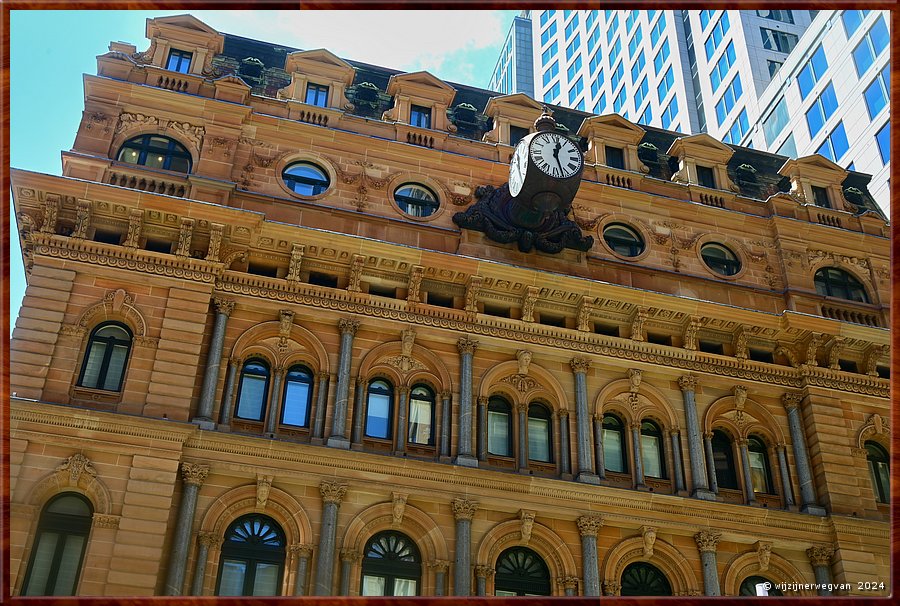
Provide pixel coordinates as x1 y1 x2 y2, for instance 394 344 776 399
9 15 890 598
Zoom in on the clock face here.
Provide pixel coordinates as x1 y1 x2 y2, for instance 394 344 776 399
529 132 583 179
509 139 529 197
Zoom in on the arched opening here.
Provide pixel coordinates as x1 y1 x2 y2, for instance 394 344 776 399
360 531 421 596
865 441 889 503
620 561 672 596
22 493 93 596
365 379 394 440
235 359 270 422
77 322 133 392
216 514 286 596
494 546 551 596
117 134 192 173
814 267 869 302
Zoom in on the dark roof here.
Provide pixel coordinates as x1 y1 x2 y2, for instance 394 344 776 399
216 33 885 220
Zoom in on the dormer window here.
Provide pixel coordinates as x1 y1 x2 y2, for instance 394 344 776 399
410 105 432 129
605 146 625 169
509 125 530 146
811 185 830 208
305 83 329 107
697 165 716 188
166 49 192 74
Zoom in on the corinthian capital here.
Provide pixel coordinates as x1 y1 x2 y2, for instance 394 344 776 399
452 498 478 520
806 545 835 567
338 318 360 336
576 514 603 537
181 462 210 486
212 297 235 316
570 357 590 373
694 530 721 553
678 375 697 392
782 392 803 410
320 480 348 504
457 336 479 355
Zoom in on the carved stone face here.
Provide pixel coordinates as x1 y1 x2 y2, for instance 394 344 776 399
529 132 582 179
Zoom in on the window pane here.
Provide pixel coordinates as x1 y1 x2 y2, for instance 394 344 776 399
603 429 624 472
875 462 890 502
252 562 280 596
102 344 129 391
408 397 432 445
876 121 890 164
366 392 391 438
282 380 310 426
237 375 267 420
362 575 386 596
24 532 59 595
528 417 551 462
218 560 247 596
52 535 86 596
488 410 510 455
641 435 662 477
393 578 417 596
748 451 769 493
80 342 107 388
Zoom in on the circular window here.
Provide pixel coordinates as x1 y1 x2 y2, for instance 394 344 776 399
282 162 330 196
394 184 439 218
603 223 645 257
700 243 741 276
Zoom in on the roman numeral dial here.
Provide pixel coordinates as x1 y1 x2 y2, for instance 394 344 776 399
528 132 583 180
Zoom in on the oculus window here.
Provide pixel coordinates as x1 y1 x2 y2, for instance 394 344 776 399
603 223 645 257
77 322 132 392
494 547 551 596
216 514 285 596
282 162 330 196
22 493 93 596
814 267 868 302
701 243 741 276
394 184 439 218
361 531 421 596
117 135 192 173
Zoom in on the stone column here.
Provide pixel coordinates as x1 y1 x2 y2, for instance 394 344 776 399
440 391 452 459
474 565 494 596
703 432 719 493
452 498 478 596
806 546 835 596
593 414 606 479
290 544 314 596
264 366 285 435
670 429 686 493
314 481 347 595
571 358 600 484
776 444 795 508
431 560 450 596
559 576 579 596
517 403 529 473
194 298 234 427
630 421 646 489
679 375 715 500
218 357 240 428
577 515 603 596
191 531 220 595
455 337 478 467
395 386 410 455
476 396 488 461
328 319 359 448
351 379 366 445
559 409 571 476
339 549 360 595
164 462 210 595
783 393 825 515
694 530 722 596
737 439 756 503
312 371 329 440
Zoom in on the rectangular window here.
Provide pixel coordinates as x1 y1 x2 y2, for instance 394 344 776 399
797 45 828 99
630 50 646 82
606 146 625 169
590 77 602 97
568 77 584 104
634 76 649 109
166 49 193 73
710 41 736 92
575 98 586 111
714 75 742 126
767 60 783 77
653 39 670 74
805 82 838 137
544 82 561 103
625 11 636 32
641 436 662 478
816 122 850 162
606 14 619 42
842 9 870 36
487 410 510 456
811 185 830 208
566 34 581 61
761 27 799 53
564 14 579 39
611 61 624 90
650 11 667 48
509 126 529 147
567 56 582 81
628 27 643 57
724 109 749 144
603 428 625 472
640 105 653 125
540 10 554 27
704 12 730 60
304 83 329 107
756 9 794 24
586 10 598 32
609 37 622 63
863 66 890 119
542 61 559 86
778 133 797 157
697 165 716 188
541 21 557 47
589 49 602 74
528 417 551 462
593 93 607 114
410 105 431 129
876 121 890 164
661 96 679 129
762 97 789 145
541 41 558 65
657 66 674 101
699 10 715 30
852 16 889 76
613 88 627 113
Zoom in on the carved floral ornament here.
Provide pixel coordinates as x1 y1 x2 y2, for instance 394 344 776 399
57 453 97 485
115 112 206 150
320 480 348 504
451 498 478 520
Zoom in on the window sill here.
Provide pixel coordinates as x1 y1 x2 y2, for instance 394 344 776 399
70 385 123 406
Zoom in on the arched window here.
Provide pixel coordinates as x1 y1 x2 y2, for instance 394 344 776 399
487 396 513 457
739 575 783 596
394 184 440 218
865 441 889 503
216 514 285 596
360 531 421 596
701 242 741 276
494 547 551 596
747 436 773 494
280 365 313 427
282 162 330 196
603 223 645 257
365 380 393 439
77 322 133 392
408 384 435 445
116 135 192 173
527 403 553 463
620 562 672 596
640 420 666 478
22 493 93 596
602 413 627 473
814 267 869 302
712 430 739 490
235 359 270 422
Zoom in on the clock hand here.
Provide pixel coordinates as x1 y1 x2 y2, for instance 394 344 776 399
552 141 564 173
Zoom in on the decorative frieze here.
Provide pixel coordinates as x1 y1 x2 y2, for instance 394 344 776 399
347 254 365 292
286 243 305 282
407 265 424 303
464 275 483 313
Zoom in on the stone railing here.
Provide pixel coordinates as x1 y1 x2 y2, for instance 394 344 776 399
105 168 188 197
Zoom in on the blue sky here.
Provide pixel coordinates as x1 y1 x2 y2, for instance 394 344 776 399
8 9 517 331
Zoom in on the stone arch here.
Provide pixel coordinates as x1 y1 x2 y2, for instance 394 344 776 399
405 370 444 394
722 549 811 596
199 483 312 545
357 339 452 392
231 320 329 372
236 346 278 369
475 518 577 596
602 535 699 596
24 453 113 515
478 360 568 412
594 378 678 429
703 394 786 443
808 263 875 304
70 288 149 342
109 122 201 170
856 413 890 449
361 364 405 389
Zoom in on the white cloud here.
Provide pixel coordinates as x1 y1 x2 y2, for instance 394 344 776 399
194 10 512 81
